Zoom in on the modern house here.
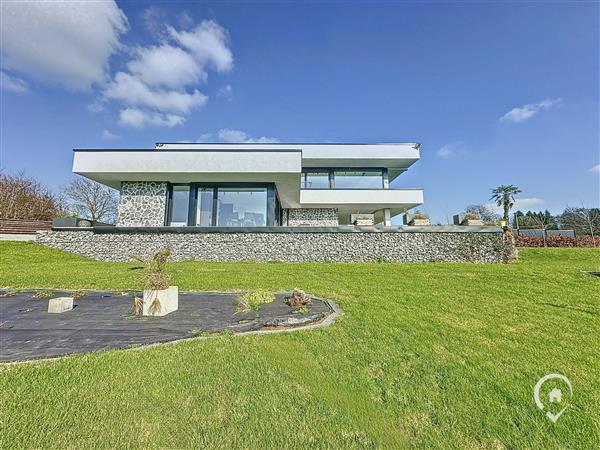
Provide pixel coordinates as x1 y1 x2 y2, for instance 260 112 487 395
72 142 424 228
39 142 513 263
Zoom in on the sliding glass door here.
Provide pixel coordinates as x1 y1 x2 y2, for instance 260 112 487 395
167 184 275 227
196 188 214 226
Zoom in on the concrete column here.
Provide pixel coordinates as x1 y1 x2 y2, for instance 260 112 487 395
383 208 392 227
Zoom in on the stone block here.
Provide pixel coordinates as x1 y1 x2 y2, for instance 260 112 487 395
48 297 74 313
143 286 178 316
351 214 375 226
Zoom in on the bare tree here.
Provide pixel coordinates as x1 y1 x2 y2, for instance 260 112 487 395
559 205 599 247
465 204 500 223
62 177 118 223
0 170 64 220
528 213 556 247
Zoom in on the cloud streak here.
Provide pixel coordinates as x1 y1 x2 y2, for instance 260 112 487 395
436 142 464 158
218 129 279 143
0 71 28 93
500 98 562 123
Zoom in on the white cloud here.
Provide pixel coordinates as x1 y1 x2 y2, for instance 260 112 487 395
168 21 233 73
589 164 600 174
104 72 207 114
87 101 105 113
196 133 213 142
487 197 545 213
2 3 233 129
127 44 205 89
513 197 545 209
500 98 562 123
218 129 279 143
217 84 233 101
103 19 232 128
0 71 28 93
101 129 118 140
141 6 166 35
1 1 128 90
119 108 185 128
436 142 465 158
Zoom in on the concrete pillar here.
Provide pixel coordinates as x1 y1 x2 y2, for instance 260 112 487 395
383 208 392 227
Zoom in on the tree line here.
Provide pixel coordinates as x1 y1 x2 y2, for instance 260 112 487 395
0 171 118 223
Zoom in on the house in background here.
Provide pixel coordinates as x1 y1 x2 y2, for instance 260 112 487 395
72 142 424 228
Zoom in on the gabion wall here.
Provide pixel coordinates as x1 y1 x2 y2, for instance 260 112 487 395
117 182 167 227
285 208 339 226
37 229 515 263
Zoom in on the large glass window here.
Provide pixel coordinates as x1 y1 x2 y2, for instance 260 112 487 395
333 170 383 189
169 185 190 226
195 188 214 226
216 188 267 227
302 172 329 189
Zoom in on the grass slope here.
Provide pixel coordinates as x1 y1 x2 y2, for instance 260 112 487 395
1 242 599 448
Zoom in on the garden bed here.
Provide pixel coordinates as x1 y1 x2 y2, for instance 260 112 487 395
0 289 336 363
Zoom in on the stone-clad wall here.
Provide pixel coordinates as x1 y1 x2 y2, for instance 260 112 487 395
286 208 339 226
117 182 167 227
37 229 515 263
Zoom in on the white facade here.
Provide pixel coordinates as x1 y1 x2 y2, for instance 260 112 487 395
73 142 424 227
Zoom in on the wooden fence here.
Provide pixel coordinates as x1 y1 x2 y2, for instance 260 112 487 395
0 218 52 234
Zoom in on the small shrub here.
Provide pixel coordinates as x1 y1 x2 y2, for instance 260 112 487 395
413 211 429 220
292 306 310 314
70 289 87 298
286 288 309 309
465 213 480 220
238 289 274 312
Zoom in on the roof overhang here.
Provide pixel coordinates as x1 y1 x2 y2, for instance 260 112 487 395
73 149 303 207
300 188 424 224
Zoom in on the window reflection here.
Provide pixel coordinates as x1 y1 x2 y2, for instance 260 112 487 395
334 170 383 189
196 188 214 226
170 185 190 226
302 172 329 189
217 188 267 227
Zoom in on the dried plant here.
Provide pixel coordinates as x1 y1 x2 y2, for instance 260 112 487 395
131 296 143 315
285 288 309 309
128 247 172 291
149 295 162 315
465 213 480 221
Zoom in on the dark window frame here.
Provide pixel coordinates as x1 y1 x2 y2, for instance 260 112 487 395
165 182 280 227
300 168 388 190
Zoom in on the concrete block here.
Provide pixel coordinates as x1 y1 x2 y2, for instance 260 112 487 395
351 214 374 226
48 297 74 313
143 286 178 316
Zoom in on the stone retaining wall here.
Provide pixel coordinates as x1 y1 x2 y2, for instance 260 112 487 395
285 208 339 226
36 229 515 263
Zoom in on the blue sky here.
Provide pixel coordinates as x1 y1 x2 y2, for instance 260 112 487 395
1 1 598 223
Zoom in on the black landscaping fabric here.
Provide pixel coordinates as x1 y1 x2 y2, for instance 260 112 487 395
0 290 331 363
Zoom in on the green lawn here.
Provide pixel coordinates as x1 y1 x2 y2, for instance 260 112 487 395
1 242 599 448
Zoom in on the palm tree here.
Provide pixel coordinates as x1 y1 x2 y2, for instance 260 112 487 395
490 185 521 226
